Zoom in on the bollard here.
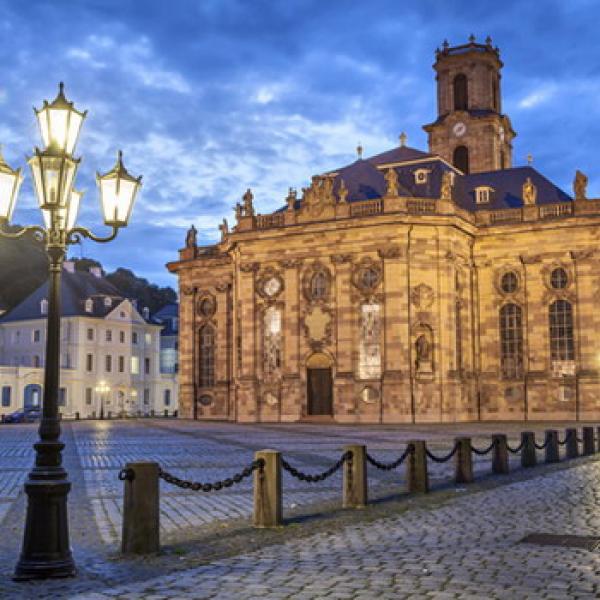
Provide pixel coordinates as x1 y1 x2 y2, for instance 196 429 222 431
521 432 537 468
596 426 600 453
75 412 80 420
164 409 168 417
583 426 595 456
107 410 112 419
407 440 429 493
454 437 473 484
565 428 578 459
545 430 559 463
174 410 178 418
150 409 155 417
492 434 509 475
343 445 367 508
121 462 160 554
253 450 282 528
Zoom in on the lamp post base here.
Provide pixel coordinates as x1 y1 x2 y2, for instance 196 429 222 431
13 477 76 581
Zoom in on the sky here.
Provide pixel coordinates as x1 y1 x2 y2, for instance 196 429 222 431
1 0 599 290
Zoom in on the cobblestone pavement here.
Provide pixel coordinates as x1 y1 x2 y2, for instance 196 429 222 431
0 419 599 598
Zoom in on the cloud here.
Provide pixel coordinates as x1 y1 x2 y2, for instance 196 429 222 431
517 84 557 109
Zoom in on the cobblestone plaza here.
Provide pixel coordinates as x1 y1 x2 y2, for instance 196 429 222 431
1 419 600 598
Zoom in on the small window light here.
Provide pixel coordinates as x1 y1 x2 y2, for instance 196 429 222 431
85 298 93 313
414 169 431 185
475 186 494 204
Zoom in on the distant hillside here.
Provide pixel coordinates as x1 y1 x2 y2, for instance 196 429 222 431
0 229 176 314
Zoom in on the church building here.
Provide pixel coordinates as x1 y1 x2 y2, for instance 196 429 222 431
168 37 599 423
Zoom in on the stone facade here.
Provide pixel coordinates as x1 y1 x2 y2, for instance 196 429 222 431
168 38 600 423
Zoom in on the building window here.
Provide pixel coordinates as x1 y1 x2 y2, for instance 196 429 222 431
501 271 519 294
143 388 150 405
549 300 574 361
164 389 171 406
358 303 381 379
475 186 493 204
1 386 11 407
145 333 152 345
310 271 328 300
104 297 112 308
263 306 282 375
85 298 93 313
144 358 150 375
453 145 469 174
86 354 93 372
550 267 568 290
58 387 66 407
33 355 41 368
85 388 92 405
132 331 138 344
131 356 140 374
500 303 523 379
87 328 94 341
105 355 112 373
453 73 468 110
199 324 215 387
119 356 125 373
119 331 125 343
33 329 41 343
106 330 112 342
40 298 48 315
414 169 430 185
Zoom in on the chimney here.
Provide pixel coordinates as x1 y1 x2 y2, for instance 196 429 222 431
89 266 102 278
63 261 76 273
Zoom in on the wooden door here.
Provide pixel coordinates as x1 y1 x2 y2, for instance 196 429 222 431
307 367 333 415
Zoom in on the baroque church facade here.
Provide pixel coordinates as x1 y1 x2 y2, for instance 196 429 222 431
169 37 600 423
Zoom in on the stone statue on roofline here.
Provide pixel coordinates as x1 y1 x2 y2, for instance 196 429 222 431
385 168 399 197
185 224 197 248
522 177 537 205
242 188 255 216
573 170 588 200
440 171 453 201
286 187 297 211
219 218 228 241
337 179 348 203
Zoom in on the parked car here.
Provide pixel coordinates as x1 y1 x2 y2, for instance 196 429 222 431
1 407 42 424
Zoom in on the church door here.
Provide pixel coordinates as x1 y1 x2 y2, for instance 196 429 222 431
307 367 333 415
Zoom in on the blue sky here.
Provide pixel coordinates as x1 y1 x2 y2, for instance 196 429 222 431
1 0 599 289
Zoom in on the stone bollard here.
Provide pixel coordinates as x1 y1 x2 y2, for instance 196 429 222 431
492 434 509 475
253 450 282 528
583 426 595 456
565 428 579 459
596 426 600 453
454 437 473 484
150 409 155 417
121 462 160 554
343 445 367 508
407 440 429 493
521 432 537 468
164 409 169 417
107 411 112 419
545 430 559 463
75 412 80 420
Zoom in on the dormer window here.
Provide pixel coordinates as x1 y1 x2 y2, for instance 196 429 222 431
40 298 48 315
475 186 494 204
414 169 430 185
104 297 112 308
85 298 93 313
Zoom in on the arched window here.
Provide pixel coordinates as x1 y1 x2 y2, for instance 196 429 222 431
199 325 215 387
453 74 468 110
263 306 282 375
549 300 574 361
492 77 499 111
310 271 328 300
453 146 469 174
500 303 523 379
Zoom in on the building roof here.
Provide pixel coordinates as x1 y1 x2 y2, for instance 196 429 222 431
153 302 179 336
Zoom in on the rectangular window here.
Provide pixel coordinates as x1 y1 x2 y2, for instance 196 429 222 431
1 386 10 407
145 333 152 345
144 358 150 375
119 356 125 373
61 353 71 369
85 387 92 405
119 331 125 343
87 328 94 341
58 387 66 407
132 332 138 344
105 355 112 373
131 356 140 375
86 354 93 372
33 329 41 343
106 330 112 342
164 389 171 406
143 388 150 405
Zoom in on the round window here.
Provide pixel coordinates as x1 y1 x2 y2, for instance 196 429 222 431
198 297 215 317
198 395 213 407
500 271 518 294
550 267 568 290
360 267 380 290
310 271 328 300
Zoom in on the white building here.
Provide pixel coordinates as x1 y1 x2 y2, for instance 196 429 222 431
0 262 178 419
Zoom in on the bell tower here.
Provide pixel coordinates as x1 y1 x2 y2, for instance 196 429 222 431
423 36 516 174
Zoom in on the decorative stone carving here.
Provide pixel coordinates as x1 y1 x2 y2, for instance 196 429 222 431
352 258 382 294
414 325 434 375
185 225 197 248
197 293 216 319
410 283 434 309
286 188 297 211
302 262 332 302
338 178 349 203
304 305 332 344
330 254 352 264
257 268 284 300
377 244 402 259
570 249 595 261
384 168 399 197
279 258 303 269
239 261 260 273
519 254 541 265
215 280 231 293
440 171 453 201
242 188 255 216
522 177 537 205
181 285 196 296
218 219 228 241
302 175 335 216
573 170 588 200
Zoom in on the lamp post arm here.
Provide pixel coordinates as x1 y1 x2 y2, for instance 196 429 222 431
0 224 47 243
67 225 119 245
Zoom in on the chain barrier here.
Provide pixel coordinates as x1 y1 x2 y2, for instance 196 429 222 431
155 459 264 492
118 467 134 481
470 439 497 455
557 432 570 446
534 439 549 450
281 451 352 483
425 441 459 463
506 440 525 454
366 444 414 471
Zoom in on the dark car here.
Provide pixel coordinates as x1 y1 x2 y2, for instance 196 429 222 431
1 407 42 424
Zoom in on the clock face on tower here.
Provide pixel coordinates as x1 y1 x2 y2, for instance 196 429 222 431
452 122 467 137
263 276 282 297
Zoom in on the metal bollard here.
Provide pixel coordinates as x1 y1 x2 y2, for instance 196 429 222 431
521 432 537 468
545 430 559 463
583 426 595 456
343 445 367 508
565 428 578 459
407 440 429 493
492 434 509 474
454 437 473 484
253 450 282 528
121 462 160 554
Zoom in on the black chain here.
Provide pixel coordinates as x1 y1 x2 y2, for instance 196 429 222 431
425 442 459 463
507 440 525 454
366 444 414 471
534 439 549 450
557 435 569 446
281 451 352 483
118 467 134 481
156 459 264 492
470 440 497 455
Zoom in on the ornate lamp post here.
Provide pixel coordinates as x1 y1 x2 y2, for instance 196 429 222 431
95 381 110 420
0 83 142 580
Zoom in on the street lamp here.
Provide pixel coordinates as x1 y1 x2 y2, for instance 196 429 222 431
0 83 142 580
94 381 110 420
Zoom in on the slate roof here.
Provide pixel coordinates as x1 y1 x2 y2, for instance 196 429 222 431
0 269 127 323
153 303 179 336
